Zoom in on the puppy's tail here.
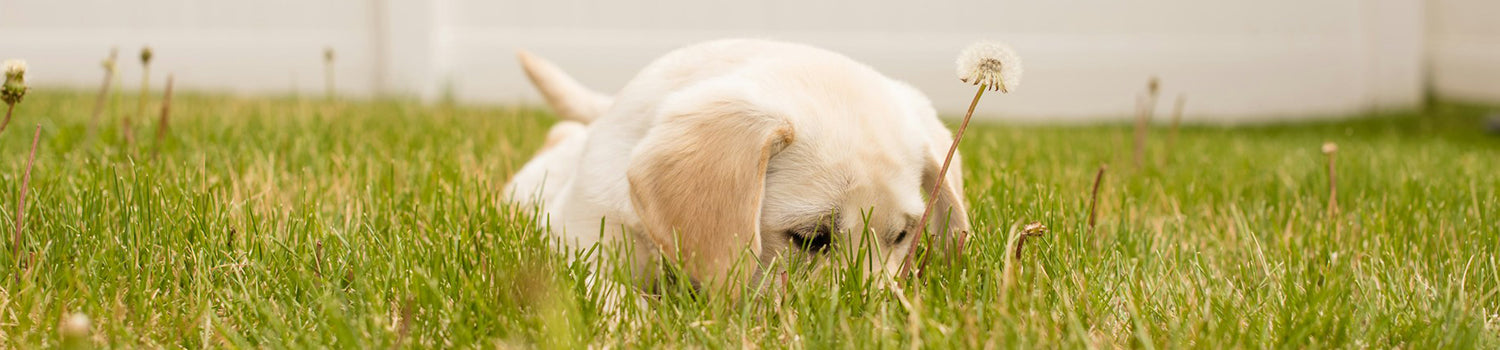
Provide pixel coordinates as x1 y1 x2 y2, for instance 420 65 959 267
517 50 612 124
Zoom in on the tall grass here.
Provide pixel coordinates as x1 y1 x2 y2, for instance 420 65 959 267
1 91 1496 348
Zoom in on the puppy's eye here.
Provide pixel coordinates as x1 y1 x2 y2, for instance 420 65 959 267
814 224 833 237
893 230 909 244
788 224 834 253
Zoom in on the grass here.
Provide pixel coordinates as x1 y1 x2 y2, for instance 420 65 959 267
1 90 1496 348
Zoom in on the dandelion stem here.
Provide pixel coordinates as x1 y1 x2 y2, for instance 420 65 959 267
1 104 13 133
88 49 119 139
12 125 40 283
902 84 985 277
130 48 152 148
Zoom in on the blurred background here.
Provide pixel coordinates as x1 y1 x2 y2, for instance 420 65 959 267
1 0 1496 123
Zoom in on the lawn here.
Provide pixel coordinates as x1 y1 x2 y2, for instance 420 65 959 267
1 90 1496 348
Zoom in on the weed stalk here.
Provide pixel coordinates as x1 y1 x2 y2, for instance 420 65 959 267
152 75 175 160
88 49 119 138
1323 142 1339 217
1165 95 1185 164
324 47 336 100
12 126 41 283
1088 164 1107 232
129 46 154 147
1134 77 1159 169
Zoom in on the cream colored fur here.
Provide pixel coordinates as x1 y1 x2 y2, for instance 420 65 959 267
505 39 969 294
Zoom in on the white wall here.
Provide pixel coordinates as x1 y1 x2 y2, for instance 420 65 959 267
0 1 384 97
0 0 1480 123
1428 0 1500 103
445 0 1428 123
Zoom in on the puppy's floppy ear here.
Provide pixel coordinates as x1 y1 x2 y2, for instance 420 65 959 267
516 49 613 123
627 88 793 290
922 129 972 253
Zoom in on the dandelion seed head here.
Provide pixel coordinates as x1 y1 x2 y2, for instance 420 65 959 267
956 41 1023 93
60 312 92 338
4 60 24 80
1022 222 1047 236
3 59 28 105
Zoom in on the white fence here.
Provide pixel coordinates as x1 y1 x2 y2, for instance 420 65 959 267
2 0 1496 122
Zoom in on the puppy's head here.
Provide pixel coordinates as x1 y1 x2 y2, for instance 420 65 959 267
756 79 970 279
628 65 969 289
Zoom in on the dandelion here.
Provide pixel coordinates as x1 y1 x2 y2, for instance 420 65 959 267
60 312 92 349
1322 142 1338 154
1001 221 1048 291
60 312 92 337
2 59 29 132
3 60 26 100
1017 222 1048 257
903 41 1024 276
955 41 1023 93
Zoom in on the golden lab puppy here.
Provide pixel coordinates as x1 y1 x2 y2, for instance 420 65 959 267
506 39 969 294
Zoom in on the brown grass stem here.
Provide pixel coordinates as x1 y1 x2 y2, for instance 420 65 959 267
1088 164 1107 232
1323 142 1339 217
152 75 175 160
314 240 325 278
1134 77 1160 169
1165 95 1185 164
12 125 40 283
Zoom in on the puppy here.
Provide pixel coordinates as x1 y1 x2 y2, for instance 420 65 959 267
506 39 969 293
